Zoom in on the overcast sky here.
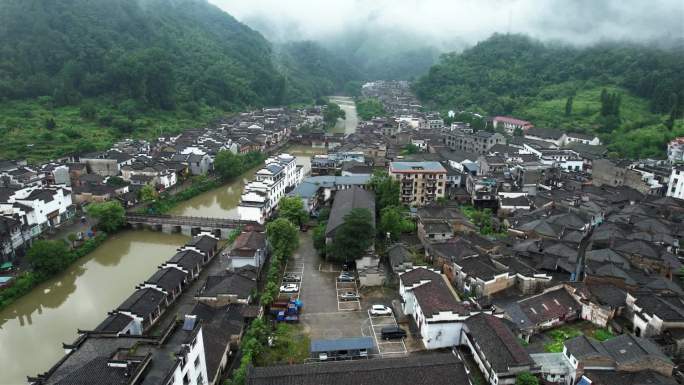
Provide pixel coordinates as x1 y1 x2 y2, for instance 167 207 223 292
209 0 684 49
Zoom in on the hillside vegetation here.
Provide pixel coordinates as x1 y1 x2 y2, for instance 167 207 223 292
275 41 360 102
0 0 358 161
415 34 684 158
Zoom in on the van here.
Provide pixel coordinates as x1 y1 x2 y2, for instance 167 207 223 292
380 326 407 340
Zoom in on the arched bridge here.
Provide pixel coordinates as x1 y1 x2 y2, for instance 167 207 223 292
126 213 262 239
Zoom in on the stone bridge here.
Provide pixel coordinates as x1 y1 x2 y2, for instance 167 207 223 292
126 213 262 239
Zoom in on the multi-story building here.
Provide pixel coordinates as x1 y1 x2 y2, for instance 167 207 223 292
445 130 506 155
238 153 302 223
667 137 684 162
389 161 447 206
667 166 684 199
490 116 534 135
0 186 74 239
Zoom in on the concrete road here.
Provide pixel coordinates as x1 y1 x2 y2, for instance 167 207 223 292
296 232 339 314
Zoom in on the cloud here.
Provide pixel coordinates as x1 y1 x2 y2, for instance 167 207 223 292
209 0 684 48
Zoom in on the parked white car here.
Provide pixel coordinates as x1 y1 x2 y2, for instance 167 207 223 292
339 291 360 301
280 284 299 293
370 304 392 316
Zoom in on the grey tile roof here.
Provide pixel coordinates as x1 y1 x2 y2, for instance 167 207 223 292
117 288 165 318
325 186 375 237
145 267 187 292
582 370 677 385
245 352 470 385
166 249 204 271
602 334 670 365
200 271 256 299
465 313 532 372
186 234 218 254
564 335 610 360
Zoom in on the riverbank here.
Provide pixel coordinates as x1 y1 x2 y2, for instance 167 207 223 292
0 233 108 311
0 230 189 384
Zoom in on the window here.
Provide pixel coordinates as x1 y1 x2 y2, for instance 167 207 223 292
194 356 200 368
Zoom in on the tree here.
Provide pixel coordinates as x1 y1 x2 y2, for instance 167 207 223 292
470 208 495 235
214 150 245 180
106 176 128 188
87 201 126 233
401 143 420 154
378 206 404 241
356 98 387 120
515 372 539 385
565 96 573 116
27 240 72 277
323 102 345 128
330 208 375 262
312 222 327 256
513 126 524 136
79 102 97 120
67 233 78 249
369 171 400 211
278 196 308 227
139 185 158 202
44 117 57 130
266 218 299 258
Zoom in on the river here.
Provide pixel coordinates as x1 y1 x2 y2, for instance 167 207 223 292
169 145 326 218
329 95 358 135
0 230 188 384
0 100 358 384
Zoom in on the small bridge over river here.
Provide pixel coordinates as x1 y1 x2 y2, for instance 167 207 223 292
126 213 262 239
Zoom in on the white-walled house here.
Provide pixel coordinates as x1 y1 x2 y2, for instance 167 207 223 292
238 153 302 223
565 133 601 146
399 267 477 350
0 186 74 238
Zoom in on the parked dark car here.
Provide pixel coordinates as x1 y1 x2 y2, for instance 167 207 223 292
381 326 407 340
282 274 301 282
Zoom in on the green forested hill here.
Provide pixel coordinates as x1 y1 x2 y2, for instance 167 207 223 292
0 0 286 109
0 0 296 161
414 34 684 158
275 41 360 102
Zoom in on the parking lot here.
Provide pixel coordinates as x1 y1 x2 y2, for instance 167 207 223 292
366 309 408 356
279 260 304 298
336 279 361 311
294 232 413 355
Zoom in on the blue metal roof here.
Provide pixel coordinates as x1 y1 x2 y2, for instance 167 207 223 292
310 336 374 352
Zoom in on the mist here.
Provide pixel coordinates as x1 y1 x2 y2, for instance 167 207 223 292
210 0 683 50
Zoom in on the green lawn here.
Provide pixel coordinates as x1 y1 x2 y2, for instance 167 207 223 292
0 99 226 163
255 323 310 366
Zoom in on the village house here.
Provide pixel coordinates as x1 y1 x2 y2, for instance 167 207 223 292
195 270 256 307
0 185 74 239
227 231 268 272
504 285 580 341
563 334 674 385
399 267 478 349
462 313 535 385
626 292 684 338
490 116 534 135
324 186 375 247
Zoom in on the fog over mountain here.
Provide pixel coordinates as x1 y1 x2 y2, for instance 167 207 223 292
210 0 684 50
